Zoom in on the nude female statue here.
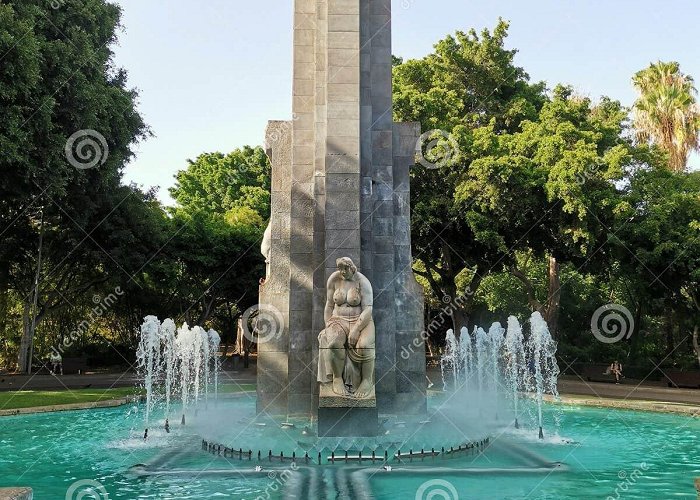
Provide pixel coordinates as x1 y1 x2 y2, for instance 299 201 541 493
317 257 375 399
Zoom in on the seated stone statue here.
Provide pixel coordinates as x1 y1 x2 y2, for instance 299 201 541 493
317 257 375 400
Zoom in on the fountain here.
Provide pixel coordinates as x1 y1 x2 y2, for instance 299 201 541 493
130 1 563 494
526 312 561 439
131 313 562 490
504 316 526 429
440 312 560 439
135 316 221 430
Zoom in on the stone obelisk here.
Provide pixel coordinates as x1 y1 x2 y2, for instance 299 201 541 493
257 0 426 421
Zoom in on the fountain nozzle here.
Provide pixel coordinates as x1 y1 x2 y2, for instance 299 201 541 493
538 426 544 440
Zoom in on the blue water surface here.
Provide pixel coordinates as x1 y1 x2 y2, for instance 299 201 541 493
0 399 698 499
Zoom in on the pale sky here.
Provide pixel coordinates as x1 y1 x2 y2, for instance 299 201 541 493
112 0 700 205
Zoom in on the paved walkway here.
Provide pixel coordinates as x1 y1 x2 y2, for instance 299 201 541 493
557 375 700 405
2 370 698 409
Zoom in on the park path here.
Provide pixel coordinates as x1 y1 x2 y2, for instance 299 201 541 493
1 369 698 406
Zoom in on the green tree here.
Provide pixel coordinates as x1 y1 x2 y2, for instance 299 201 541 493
613 168 700 364
632 61 700 172
0 0 149 372
167 146 270 342
170 146 271 219
455 86 632 337
393 20 546 331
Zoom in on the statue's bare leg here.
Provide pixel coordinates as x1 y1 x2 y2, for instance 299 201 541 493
355 358 375 398
354 322 375 399
330 347 347 396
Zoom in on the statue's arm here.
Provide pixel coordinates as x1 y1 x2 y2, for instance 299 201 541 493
356 274 374 330
324 273 338 324
260 222 272 262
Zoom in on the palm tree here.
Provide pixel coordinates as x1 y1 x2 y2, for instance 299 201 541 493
632 61 700 172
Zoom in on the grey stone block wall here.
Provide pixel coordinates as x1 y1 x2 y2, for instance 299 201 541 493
259 0 425 417
392 122 426 414
257 121 293 415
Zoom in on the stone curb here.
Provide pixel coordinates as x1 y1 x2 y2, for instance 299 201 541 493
547 394 700 416
0 396 137 417
0 487 32 499
0 391 255 417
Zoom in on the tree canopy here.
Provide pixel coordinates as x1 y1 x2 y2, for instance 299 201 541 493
0 11 698 374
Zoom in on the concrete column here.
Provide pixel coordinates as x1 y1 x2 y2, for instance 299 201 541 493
257 122 292 414
311 0 329 407
287 0 319 415
325 0 361 276
259 0 426 418
392 121 426 413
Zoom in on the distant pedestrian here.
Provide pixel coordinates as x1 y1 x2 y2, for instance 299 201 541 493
609 361 623 384
50 351 63 375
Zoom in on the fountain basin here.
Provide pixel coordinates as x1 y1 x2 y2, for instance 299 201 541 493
1 396 698 498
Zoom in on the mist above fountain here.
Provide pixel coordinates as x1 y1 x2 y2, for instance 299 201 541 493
440 312 560 439
136 316 221 427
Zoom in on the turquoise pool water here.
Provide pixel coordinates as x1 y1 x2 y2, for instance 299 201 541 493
0 398 698 499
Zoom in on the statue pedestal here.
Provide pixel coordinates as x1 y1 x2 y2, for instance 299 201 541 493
318 406 378 437
317 385 378 437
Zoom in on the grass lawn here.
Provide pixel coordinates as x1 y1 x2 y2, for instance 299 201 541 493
0 383 256 411
0 387 142 411
219 383 256 393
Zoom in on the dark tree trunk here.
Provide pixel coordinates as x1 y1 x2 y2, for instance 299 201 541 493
693 325 700 368
691 324 700 368
18 302 32 373
628 301 644 358
545 256 561 338
0 260 8 338
450 307 470 334
664 300 675 358
511 266 545 315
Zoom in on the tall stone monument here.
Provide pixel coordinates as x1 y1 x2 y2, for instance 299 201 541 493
257 0 426 428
